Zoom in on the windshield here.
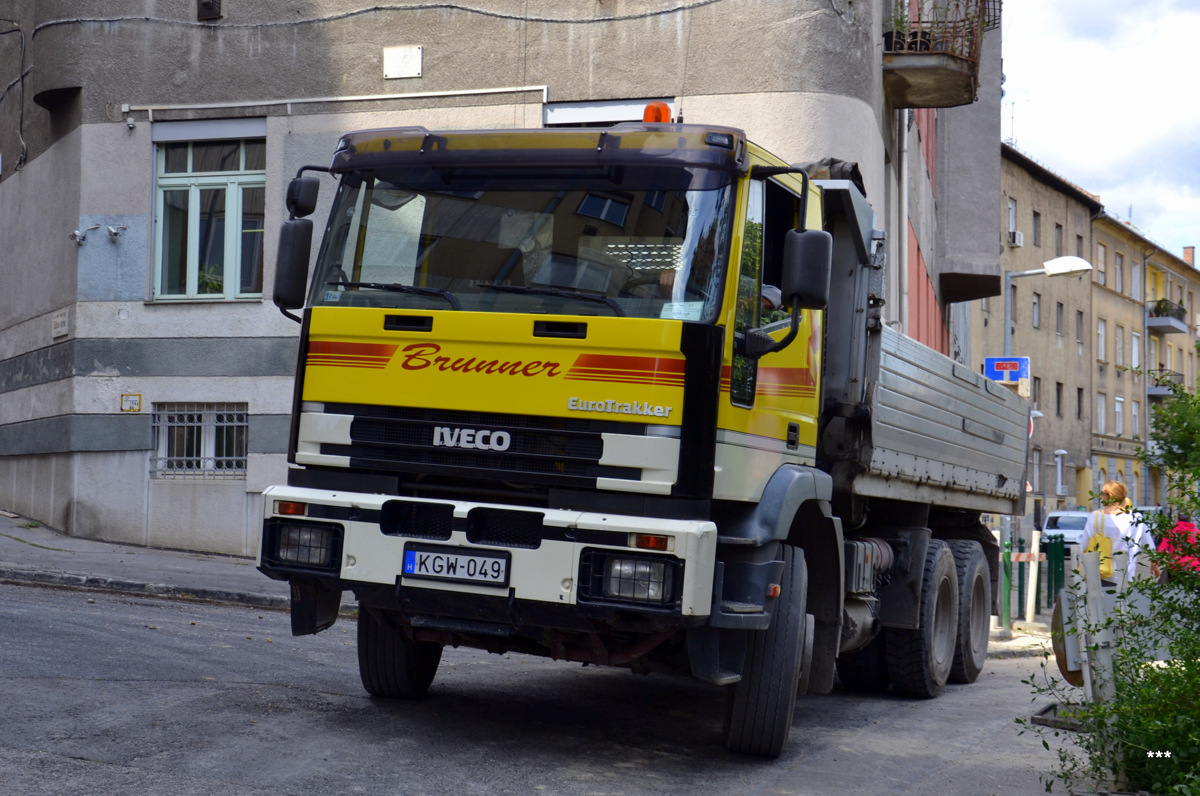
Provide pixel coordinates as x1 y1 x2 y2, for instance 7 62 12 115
309 166 735 321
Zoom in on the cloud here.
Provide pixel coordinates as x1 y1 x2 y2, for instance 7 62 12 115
1002 1 1200 255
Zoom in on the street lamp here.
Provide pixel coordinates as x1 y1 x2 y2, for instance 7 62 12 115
1003 256 1093 356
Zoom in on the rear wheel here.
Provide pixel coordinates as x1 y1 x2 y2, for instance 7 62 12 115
948 539 990 684
725 545 808 757
885 539 958 698
357 607 443 698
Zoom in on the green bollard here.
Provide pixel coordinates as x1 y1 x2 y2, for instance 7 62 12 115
1017 536 1026 612
1035 539 1043 616
1001 539 1012 629
1050 534 1065 601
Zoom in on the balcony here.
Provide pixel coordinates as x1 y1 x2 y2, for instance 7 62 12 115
882 0 989 108
1148 368 1184 398
1146 298 1189 334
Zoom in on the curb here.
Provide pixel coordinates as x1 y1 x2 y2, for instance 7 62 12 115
0 568 290 611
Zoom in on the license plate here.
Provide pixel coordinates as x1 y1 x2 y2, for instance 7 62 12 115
402 544 510 588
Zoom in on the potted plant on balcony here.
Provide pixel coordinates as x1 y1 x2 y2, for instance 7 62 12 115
883 3 909 52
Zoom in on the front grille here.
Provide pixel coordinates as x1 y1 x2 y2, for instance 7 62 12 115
467 507 544 549
381 499 454 540
321 404 644 487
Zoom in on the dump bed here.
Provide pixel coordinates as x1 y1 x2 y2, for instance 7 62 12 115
816 180 1028 519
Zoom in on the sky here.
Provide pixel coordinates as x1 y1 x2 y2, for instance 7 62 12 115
1001 0 1200 260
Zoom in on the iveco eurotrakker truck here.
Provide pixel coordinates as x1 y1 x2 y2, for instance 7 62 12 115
259 108 1029 757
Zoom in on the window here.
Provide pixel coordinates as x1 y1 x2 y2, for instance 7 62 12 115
1076 310 1084 343
155 139 266 300
1032 211 1042 246
1076 234 1084 258
1096 393 1106 434
1132 261 1143 300
1132 400 1140 439
1056 302 1064 335
1054 223 1064 257
1115 325 1124 367
577 193 630 226
1115 396 1124 436
1114 253 1124 294
1007 197 1017 235
1032 376 1042 408
1032 292 1041 328
1009 282 1018 322
1077 387 1084 420
1096 243 1107 286
152 402 248 478
1032 448 1042 493
1097 318 1106 361
1132 332 1141 369
1055 382 1064 417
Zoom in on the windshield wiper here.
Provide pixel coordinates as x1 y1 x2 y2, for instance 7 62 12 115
327 280 461 310
482 283 625 317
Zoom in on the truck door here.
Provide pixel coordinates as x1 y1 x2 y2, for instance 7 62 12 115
715 174 820 501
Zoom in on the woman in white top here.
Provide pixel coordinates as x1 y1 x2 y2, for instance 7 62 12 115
1082 481 1132 588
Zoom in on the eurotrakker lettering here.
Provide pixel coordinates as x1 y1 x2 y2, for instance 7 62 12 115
567 397 674 417
433 427 513 451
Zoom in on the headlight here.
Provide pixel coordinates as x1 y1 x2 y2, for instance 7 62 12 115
604 557 671 604
264 519 342 571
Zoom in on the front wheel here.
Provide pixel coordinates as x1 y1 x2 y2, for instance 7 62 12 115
725 545 808 757
357 607 443 699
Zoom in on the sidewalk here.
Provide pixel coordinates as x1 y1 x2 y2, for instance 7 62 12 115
0 510 1050 658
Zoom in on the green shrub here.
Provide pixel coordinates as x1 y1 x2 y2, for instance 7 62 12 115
1020 379 1200 794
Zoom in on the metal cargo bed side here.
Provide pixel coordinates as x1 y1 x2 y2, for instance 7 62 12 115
814 179 1028 522
856 327 1028 514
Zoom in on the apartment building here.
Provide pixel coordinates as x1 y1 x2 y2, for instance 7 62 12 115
975 145 1099 529
978 144 1200 530
0 1 1004 553
1138 238 1200 506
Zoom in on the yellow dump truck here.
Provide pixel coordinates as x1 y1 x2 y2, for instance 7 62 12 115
260 113 1029 757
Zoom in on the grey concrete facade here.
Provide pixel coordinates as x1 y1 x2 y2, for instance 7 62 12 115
0 1 1004 553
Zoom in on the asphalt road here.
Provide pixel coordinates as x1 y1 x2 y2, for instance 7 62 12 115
1 583 1071 796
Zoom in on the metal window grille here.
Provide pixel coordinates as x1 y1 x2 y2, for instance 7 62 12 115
152 402 248 478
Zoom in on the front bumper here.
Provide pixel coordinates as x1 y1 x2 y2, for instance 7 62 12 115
258 485 718 622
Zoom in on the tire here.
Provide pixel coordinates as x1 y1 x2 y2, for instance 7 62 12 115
885 538 958 698
947 539 991 684
835 633 890 693
725 545 808 757
357 607 443 699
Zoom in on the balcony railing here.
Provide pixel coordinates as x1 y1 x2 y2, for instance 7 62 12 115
1146 298 1189 334
1148 368 1185 397
882 0 987 108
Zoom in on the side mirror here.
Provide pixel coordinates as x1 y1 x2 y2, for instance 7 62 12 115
274 219 313 315
286 176 320 219
780 228 832 310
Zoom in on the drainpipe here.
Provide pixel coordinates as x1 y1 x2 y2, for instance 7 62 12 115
1141 245 1158 505
898 109 909 334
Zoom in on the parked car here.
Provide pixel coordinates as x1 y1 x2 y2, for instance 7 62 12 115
1042 510 1091 549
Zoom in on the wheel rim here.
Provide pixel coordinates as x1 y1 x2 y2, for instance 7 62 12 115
932 573 954 668
968 572 989 657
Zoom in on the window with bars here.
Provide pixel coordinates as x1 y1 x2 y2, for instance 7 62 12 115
152 403 248 478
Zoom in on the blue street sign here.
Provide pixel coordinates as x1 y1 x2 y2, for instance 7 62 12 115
985 356 1029 383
